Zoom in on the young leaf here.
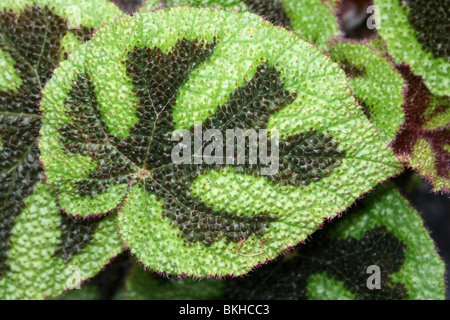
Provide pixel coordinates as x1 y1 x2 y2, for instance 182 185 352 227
329 39 406 143
0 183 123 300
0 0 122 282
225 182 445 300
39 7 402 277
392 64 449 193
374 0 449 96
142 0 341 51
119 262 225 300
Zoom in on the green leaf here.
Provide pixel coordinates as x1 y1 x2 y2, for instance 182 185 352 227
0 183 123 300
143 0 341 51
0 0 123 298
329 39 406 143
0 0 122 280
39 7 402 277
119 262 225 300
374 0 449 96
225 182 445 300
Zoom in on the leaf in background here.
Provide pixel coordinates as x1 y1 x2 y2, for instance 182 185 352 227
142 0 341 51
39 7 402 277
58 251 224 300
119 262 225 300
329 39 406 143
109 0 144 13
57 284 101 300
374 0 449 96
392 64 449 193
56 252 131 300
0 183 124 300
225 182 445 300
0 0 123 299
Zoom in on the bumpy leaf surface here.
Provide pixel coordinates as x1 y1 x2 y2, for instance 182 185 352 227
375 0 449 96
143 0 341 51
0 0 123 298
392 64 449 192
120 262 225 300
39 7 402 277
225 182 445 300
0 183 123 299
329 39 406 143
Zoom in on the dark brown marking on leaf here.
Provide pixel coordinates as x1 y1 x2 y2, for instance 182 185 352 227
360 100 373 121
151 64 343 245
0 4 68 276
0 4 107 274
110 0 144 14
243 0 292 29
150 166 278 246
120 39 217 168
72 26 95 43
198 64 344 186
401 0 449 59
339 58 366 78
225 224 408 300
59 73 135 198
60 40 345 246
393 64 449 179
53 210 105 262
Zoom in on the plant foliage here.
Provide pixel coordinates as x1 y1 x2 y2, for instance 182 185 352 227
0 0 446 300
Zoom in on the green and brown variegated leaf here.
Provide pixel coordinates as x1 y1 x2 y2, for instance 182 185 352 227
328 1 449 193
142 0 341 51
0 183 123 299
225 182 445 300
0 0 123 299
39 7 402 277
374 0 449 96
392 64 449 193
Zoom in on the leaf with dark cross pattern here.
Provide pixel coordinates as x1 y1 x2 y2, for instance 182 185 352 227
60 40 345 246
39 8 402 276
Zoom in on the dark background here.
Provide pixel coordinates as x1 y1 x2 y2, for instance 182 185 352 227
108 0 449 299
